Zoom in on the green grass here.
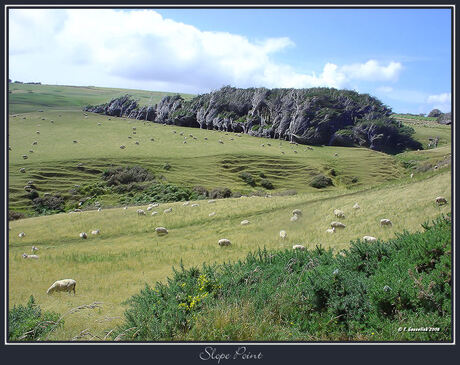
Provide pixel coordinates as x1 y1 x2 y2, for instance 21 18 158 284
7 84 452 341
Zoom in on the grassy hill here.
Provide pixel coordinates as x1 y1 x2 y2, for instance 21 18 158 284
7 84 452 341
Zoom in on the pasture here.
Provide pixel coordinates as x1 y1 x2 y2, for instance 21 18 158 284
7 84 452 341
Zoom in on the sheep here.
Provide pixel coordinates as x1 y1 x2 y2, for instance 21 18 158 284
29 150 34 153
97 123 102 126
31 246 39 253
208 200 216 204
334 209 345 218
172 130 177 134
352 203 360 210
241 220 250 225
204 137 208 140
380 219 392 227
163 207 172 213
135 141 139 145
22 253 39 259
326 227 336 234
218 140 224 144
79 232 88 239
363 236 377 242
209 212 216 217
46 279 76 295
155 227 168 236
218 238 231 246
292 245 305 251
22 155 28 159
19 168 26 173
290 215 298 222
436 196 448 205
137 209 146 216
123 206 128 210
292 209 302 216
36 131 40 134
179 132 184 136
147 206 153 211
331 221 346 229
151 203 159 207
132 127 136 130
151 211 158 216
32 141 38 145
97 207 102 212
183 201 190 206
334 153 338 157
91 230 100 235
120 145 126 149
18 232 25 238
150 138 155 142
190 204 199 207
279 230 287 239
73 140 78 144
183 141 187 144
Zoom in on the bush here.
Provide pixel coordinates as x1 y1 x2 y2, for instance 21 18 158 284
209 187 232 199
260 179 274 190
8 210 25 221
32 194 65 214
193 186 209 198
102 166 154 186
239 172 256 187
163 163 171 171
8 296 61 341
120 183 200 205
310 174 333 188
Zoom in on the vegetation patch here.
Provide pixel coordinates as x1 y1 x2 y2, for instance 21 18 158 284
101 166 154 186
239 172 256 187
309 174 333 189
260 178 274 190
32 194 65 214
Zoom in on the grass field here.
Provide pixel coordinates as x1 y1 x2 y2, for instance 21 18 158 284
7 84 452 341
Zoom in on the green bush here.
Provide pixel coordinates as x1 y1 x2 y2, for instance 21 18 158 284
209 187 232 199
8 296 62 341
239 172 256 187
8 210 25 221
102 166 154 186
260 179 274 190
32 194 65 214
310 174 333 188
120 183 200 204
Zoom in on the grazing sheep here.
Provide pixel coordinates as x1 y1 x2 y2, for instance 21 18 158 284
179 132 183 136
46 279 76 295
183 201 190 206
204 137 208 140
218 239 231 247
120 145 126 149
32 141 38 145
135 141 139 145
36 131 40 134
147 206 153 211
22 155 28 159
363 236 377 242
91 230 100 235
279 230 287 239
29 150 34 153
18 232 25 238
151 211 158 216
31 246 39 253
190 204 199 207
334 209 345 218
155 227 168 236
79 232 88 239
150 138 155 141
334 153 338 156
22 253 39 259
97 207 102 212
151 203 159 207
436 196 448 205
290 215 298 222
73 140 78 144
331 221 346 229
137 209 146 216
19 168 26 173
326 227 335 234
209 212 216 217
163 207 173 213
380 219 392 227
241 220 250 225
208 200 216 204
183 141 187 144
97 123 102 126
218 140 224 144
292 245 305 251
132 127 136 130
352 203 360 210
292 209 302 216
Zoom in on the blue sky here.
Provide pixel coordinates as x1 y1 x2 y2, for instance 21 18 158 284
9 8 452 113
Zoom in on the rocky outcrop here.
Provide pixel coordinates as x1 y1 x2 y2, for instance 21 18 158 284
85 86 422 153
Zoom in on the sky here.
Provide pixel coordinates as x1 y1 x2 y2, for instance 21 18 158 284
8 7 452 114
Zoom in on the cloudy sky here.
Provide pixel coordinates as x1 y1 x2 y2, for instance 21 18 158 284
9 8 451 113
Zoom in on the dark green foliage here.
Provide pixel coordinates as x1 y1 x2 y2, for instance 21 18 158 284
102 166 154 186
258 172 266 178
116 215 451 341
239 172 256 187
260 178 274 190
9 210 25 221
8 296 62 341
209 187 232 199
310 174 333 188
193 186 209 198
26 190 39 200
163 163 171 171
120 183 201 205
32 194 65 214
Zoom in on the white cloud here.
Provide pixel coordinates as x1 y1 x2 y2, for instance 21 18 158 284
376 86 393 93
427 92 451 104
9 9 404 93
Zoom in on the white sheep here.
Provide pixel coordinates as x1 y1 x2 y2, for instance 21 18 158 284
190 204 199 207
31 246 39 253
183 201 190 206
151 203 159 207
292 209 302 216
91 230 100 235
18 232 25 238
137 209 146 216
218 140 224 144
155 227 168 236
292 245 305 251
209 212 216 217
241 220 250 225
22 253 39 259
46 279 76 295
79 232 88 239
151 211 158 216
279 230 287 239
326 227 336 234
363 236 377 242
147 206 153 211
163 207 172 213
19 168 26 173
435 196 448 205
331 221 346 229
352 203 360 210
208 200 216 204
218 238 231 246
380 219 392 227
334 209 345 218
98 207 102 212
290 215 298 222
120 145 126 149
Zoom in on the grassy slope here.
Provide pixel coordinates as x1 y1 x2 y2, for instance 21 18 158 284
7 84 452 341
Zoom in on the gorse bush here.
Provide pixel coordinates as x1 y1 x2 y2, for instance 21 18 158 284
120 183 201 204
239 172 256 187
102 166 154 186
8 296 62 341
116 215 452 341
260 178 274 190
32 194 65 214
309 174 333 189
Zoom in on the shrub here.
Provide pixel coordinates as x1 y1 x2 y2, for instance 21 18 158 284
260 179 274 190
193 186 209 198
32 194 65 214
102 166 154 186
120 183 200 205
209 187 232 199
8 296 61 341
8 210 25 221
239 172 256 187
259 172 266 178
163 163 171 171
310 174 333 188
